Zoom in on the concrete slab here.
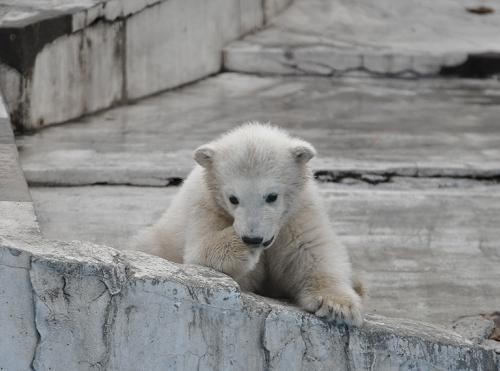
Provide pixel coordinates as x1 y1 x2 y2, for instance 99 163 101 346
17 73 500 186
224 0 500 77
29 183 500 326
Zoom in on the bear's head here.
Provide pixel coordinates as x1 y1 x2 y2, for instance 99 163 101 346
194 122 316 249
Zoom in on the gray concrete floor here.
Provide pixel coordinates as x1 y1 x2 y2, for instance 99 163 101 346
17 74 500 327
17 74 500 186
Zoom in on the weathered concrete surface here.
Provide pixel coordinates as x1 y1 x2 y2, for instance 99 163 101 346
224 0 500 77
124 0 262 100
0 118 30 201
452 316 496 344
31 20 124 128
1 232 499 370
0 202 40 371
29 183 500 327
17 73 500 186
0 0 277 129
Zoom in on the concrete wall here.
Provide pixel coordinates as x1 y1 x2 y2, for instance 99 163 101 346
0 0 292 131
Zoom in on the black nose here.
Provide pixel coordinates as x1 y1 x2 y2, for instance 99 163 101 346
242 236 263 246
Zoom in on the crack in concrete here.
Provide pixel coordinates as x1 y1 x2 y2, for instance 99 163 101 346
260 308 273 371
314 170 500 186
27 256 41 371
343 325 353 371
27 177 184 187
25 170 500 188
61 275 71 304
298 316 312 366
99 293 120 370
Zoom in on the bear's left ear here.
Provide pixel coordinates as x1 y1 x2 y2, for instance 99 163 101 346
291 140 316 164
194 145 215 168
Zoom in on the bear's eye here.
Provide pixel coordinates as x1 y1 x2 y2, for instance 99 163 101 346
265 193 278 203
229 195 239 205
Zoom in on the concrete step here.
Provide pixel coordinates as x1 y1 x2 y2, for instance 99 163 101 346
17 73 500 186
30 183 500 326
0 99 30 202
0 0 291 130
224 0 500 77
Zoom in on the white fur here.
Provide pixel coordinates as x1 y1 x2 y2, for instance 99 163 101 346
132 123 364 325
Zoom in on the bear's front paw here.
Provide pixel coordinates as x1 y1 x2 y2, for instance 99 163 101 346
299 290 363 326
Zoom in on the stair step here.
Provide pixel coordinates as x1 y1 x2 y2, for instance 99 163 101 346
224 0 500 77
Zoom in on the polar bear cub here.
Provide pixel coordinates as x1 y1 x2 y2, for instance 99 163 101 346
134 123 363 325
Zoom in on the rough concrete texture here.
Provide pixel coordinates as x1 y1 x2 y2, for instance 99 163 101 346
451 316 496 344
0 0 289 32
1 229 499 370
17 73 500 186
0 0 283 129
125 0 255 100
30 21 123 128
224 0 500 77
29 183 500 327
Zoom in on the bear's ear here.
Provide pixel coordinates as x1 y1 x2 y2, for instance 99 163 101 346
194 145 215 167
291 141 316 164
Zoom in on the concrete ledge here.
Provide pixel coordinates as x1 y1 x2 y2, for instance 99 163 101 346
0 0 293 130
224 0 500 78
1 232 499 370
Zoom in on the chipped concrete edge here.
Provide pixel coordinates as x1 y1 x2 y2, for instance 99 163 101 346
223 41 470 77
1 112 499 369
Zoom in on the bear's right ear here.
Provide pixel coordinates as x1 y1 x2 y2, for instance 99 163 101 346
291 140 316 164
194 145 215 168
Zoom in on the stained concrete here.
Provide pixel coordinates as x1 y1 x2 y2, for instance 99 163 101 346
224 0 500 76
0 0 279 129
17 73 500 186
30 20 124 128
